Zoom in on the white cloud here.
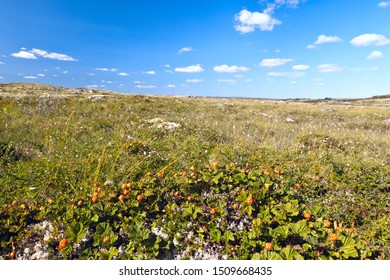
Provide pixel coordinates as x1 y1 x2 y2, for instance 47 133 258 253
63 71 68 74
143 70 156 74
24 76 37 79
306 44 316 49
314 35 342 45
317 64 343 73
136 85 156 89
213 65 250 73
367 50 384 60
260 58 294 67
217 79 237 84
292 64 310 70
274 0 304 8
96 68 118 72
30 48 77 61
0 62 5 64
166 84 176 88
350 34 390 46
0 76 4 79
267 71 306 78
36 74 45 77
186 79 203 83
133 81 143 84
11 50 37 59
178 47 192 54
234 9 281 33
378 1 390 8
118 72 129 76
175 64 204 73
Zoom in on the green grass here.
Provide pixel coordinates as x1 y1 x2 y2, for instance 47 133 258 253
1 83 389 260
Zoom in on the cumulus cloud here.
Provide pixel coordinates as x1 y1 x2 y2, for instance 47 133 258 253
314 35 342 45
143 70 156 74
267 71 306 78
135 85 156 89
96 68 118 72
29 48 77 61
213 65 250 73
350 34 390 46
217 79 237 84
306 35 342 49
378 1 390 8
260 58 294 67
367 50 384 60
118 72 129 76
186 79 203 83
11 50 37 59
292 64 310 70
178 47 192 54
175 64 204 73
234 9 281 33
317 64 343 72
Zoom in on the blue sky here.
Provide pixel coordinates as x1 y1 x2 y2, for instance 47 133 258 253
1 0 389 98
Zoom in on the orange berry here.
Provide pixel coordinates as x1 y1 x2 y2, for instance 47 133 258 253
39 205 45 211
19 204 26 210
323 220 331 228
58 239 68 251
212 162 219 168
190 166 196 172
274 167 281 173
328 233 338 242
229 162 235 168
118 194 125 201
174 191 180 197
103 181 110 186
121 183 128 189
303 212 311 219
47 199 53 205
136 194 143 202
97 187 102 193
181 171 187 177
241 168 247 173
77 200 83 206
93 181 99 187
263 170 269 176
103 235 110 243
9 251 15 259
187 195 193 201
157 172 165 178
12 200 18 205
146 171 152 177
264 242 273 251
246 197 254 205
210 208 216 215
294 183 301 188
123 190 129 196
92 195 98 203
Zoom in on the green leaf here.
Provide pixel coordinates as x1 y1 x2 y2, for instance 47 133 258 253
280 246 304 260
210 229 222 243
273 225 290 238
91 214 99 222
290 220 311 236
65 222 88 243
339 235 358 259
222 230 235 242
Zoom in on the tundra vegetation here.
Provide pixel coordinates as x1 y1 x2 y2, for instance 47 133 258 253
0 83 389 260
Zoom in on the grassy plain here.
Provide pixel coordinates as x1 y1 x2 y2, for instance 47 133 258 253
0 83 389 260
